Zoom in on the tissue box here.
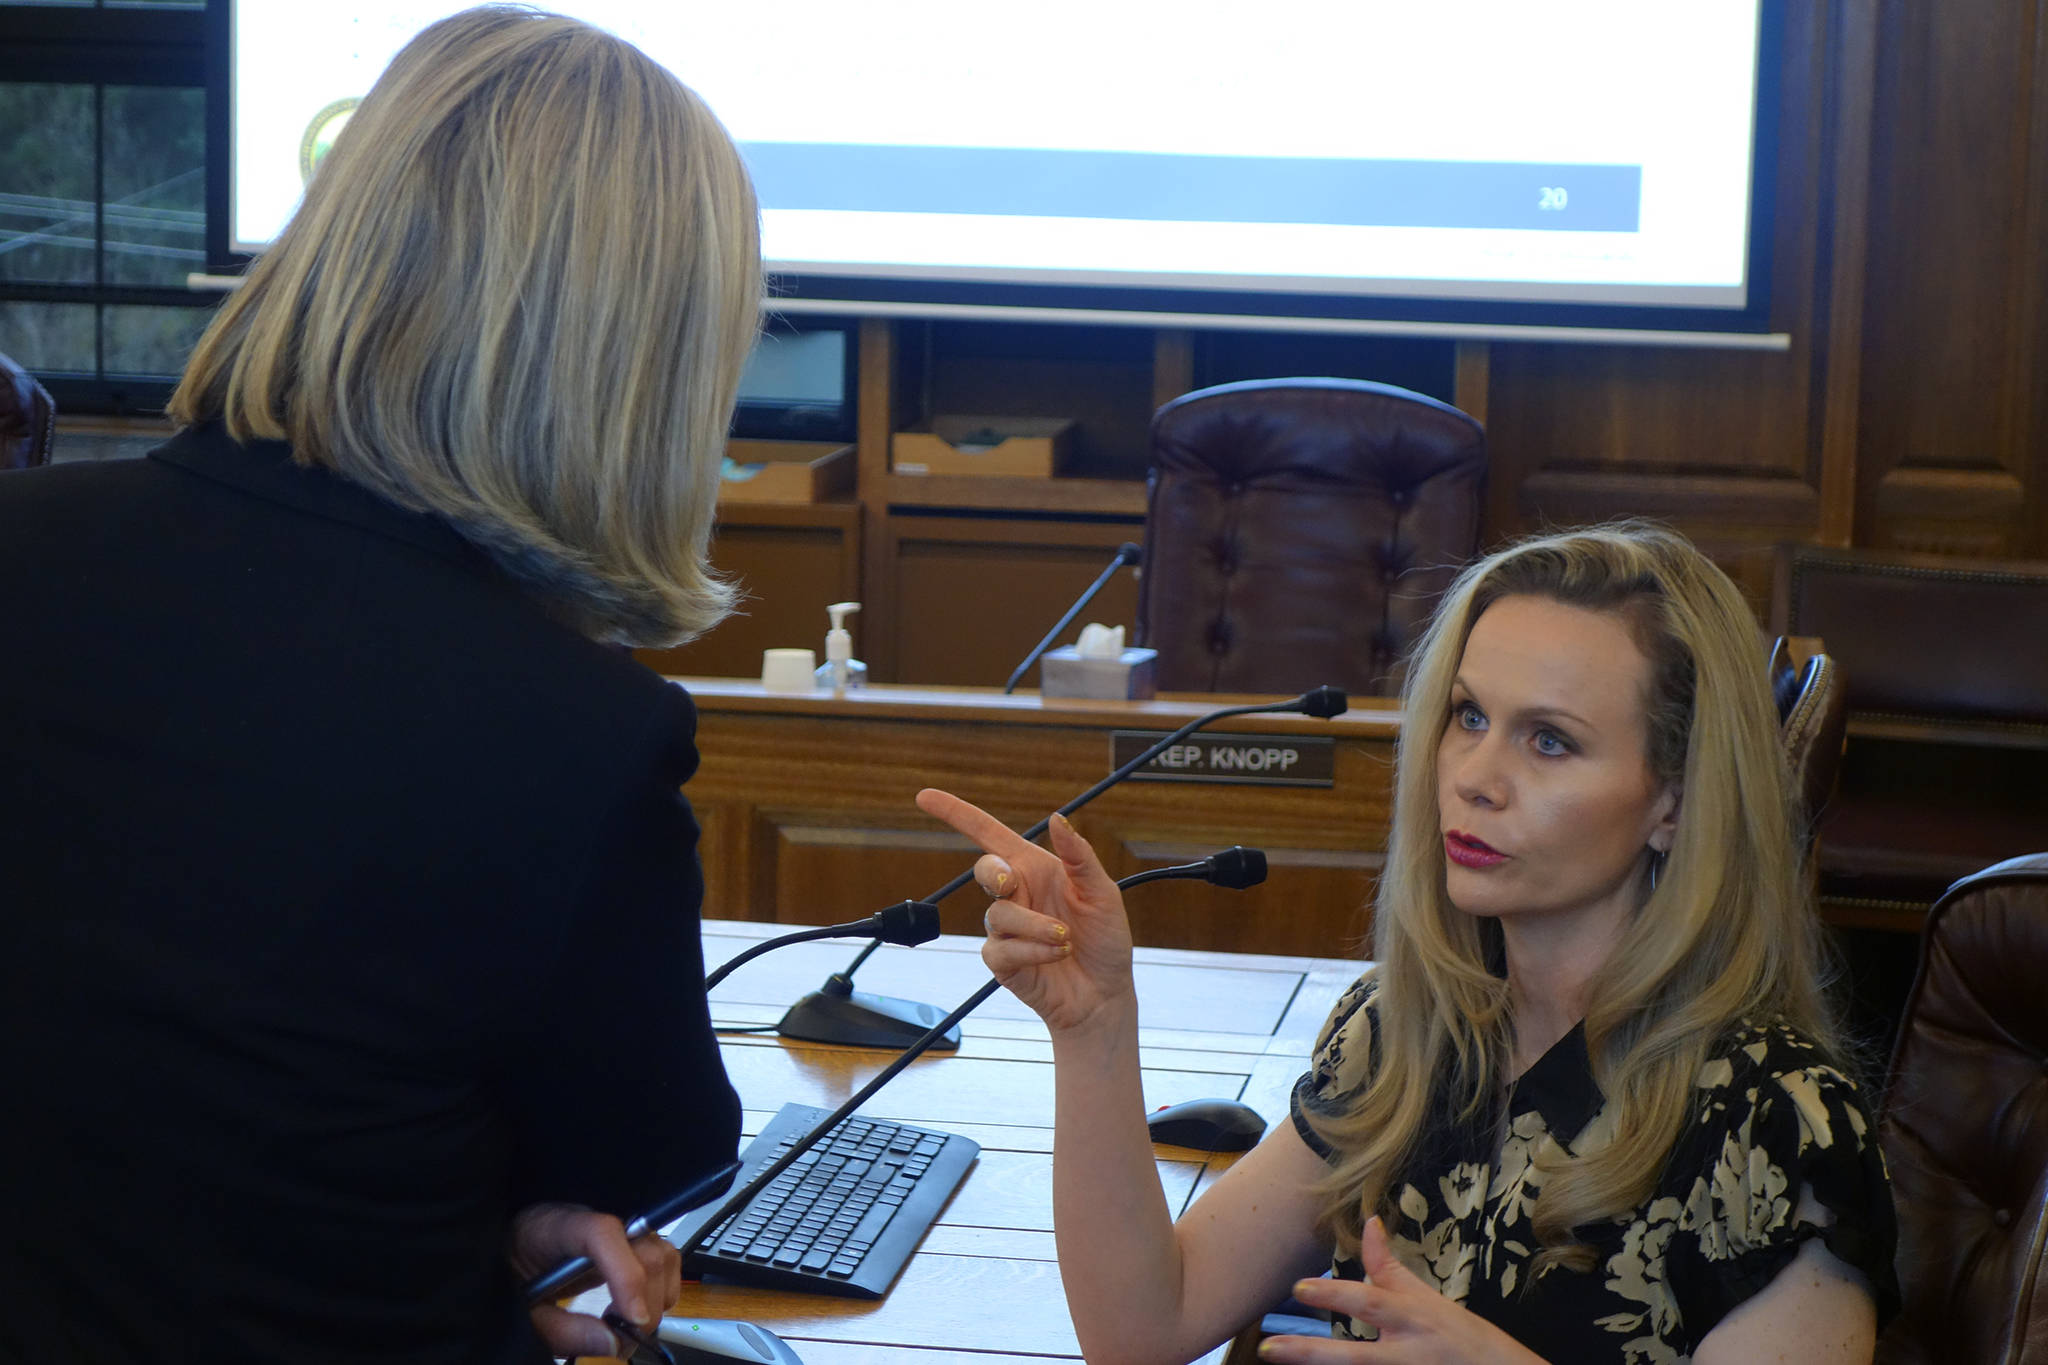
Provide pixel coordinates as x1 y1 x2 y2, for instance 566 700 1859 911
1039 645 1158 701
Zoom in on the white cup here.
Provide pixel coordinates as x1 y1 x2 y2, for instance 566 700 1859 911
761 647 817 692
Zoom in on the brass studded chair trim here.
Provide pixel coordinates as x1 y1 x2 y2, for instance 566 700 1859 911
1875 852 2048 1365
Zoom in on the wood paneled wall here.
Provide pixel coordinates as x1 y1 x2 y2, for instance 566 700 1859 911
1481 0 1857 605
1855 0 2048 556
1486 0 2048 569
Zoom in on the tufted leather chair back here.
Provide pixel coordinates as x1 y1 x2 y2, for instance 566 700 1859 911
1875 852 2048 1365
0 351 56 470
1768 636 1848 848
1136 377 1486 696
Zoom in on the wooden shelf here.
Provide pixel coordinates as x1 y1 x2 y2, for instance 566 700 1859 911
712 498 859 525
880 473 1147 516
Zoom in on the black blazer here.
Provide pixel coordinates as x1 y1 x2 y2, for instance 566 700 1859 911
0 424 741 1365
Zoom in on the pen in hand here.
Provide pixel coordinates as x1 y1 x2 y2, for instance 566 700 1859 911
521 1160 741 1307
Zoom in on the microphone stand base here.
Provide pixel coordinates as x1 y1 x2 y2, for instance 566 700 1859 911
777 988 963 1051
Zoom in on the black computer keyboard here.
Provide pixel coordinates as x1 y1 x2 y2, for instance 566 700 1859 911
669 1102 980 1300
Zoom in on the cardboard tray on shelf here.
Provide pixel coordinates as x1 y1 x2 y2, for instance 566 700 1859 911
719 439 855 504
891 416 1075 479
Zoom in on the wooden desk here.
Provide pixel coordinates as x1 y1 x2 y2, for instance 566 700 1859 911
678 680 1401 960
614 920 1367 1365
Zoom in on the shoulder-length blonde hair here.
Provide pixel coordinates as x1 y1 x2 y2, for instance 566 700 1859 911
1311 521 1834 1274
170 5 760 647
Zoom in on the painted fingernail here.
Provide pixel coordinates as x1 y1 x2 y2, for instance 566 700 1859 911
1051 811 1073 834
1054 943 1073 956
1256 1340 1280 1361
994 869 1010 894
1051 922 1069 941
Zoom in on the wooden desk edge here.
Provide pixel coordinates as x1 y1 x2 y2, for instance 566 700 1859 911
672 677 1403 736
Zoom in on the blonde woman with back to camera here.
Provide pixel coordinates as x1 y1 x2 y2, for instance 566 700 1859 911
0 7 761 1362
919 523 1899 1364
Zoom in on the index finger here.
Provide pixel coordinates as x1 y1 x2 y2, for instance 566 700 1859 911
915 788 1040 863
576 1216 656 1329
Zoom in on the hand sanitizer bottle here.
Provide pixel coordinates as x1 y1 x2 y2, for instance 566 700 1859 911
815 601 867 695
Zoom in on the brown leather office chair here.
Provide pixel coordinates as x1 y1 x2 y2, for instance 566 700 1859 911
1 351 56 470
1875 852 2048 1365
1769 635 1848 850
1135 377 1486 696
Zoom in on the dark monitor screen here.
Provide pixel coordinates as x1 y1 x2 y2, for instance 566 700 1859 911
730 321 854 443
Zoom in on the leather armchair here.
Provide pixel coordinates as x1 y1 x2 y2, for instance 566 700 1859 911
1 351 55 470
1876 852 2048 1365
1136 377 1486 696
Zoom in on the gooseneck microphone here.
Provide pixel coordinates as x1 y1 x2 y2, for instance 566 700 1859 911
674 846 1269 1276
775 686 1346 1050
1002 541 1142 695
1116 845 1267 892
703 902 941 992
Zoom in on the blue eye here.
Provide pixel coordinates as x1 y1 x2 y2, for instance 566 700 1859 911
1454 701 1485 731
1534 728 1570 756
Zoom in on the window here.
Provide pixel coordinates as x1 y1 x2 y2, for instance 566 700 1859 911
0 3 210 414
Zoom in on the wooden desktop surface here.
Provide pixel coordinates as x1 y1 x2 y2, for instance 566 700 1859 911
677 679 1400 961
588 919 1368 1365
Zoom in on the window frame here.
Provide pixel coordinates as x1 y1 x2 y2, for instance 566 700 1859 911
0 1 209 414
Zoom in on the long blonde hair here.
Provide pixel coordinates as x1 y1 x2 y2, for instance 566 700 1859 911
170 5 761 647
1310 522 1833 1273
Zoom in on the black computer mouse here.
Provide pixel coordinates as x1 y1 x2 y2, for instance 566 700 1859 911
656 1317 804 1364
1146 1098 1268 1152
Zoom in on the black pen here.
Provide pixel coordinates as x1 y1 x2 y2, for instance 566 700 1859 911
522 1160 742 1306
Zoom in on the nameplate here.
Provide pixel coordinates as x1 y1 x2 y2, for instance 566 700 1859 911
1111 731 1335 787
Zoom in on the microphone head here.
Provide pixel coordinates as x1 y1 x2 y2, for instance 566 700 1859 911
1295 685 1349 719
1116 541 1143 567
873 900 943 946
1205 846 1269 890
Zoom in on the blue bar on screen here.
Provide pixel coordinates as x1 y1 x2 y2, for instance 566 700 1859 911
740 144 1641 233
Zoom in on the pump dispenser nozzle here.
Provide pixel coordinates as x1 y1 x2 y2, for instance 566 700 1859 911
820 601 865 695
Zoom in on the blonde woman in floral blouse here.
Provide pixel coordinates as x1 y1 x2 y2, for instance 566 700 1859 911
918 522 1897 1365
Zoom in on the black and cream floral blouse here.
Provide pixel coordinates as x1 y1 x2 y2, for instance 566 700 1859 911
1290 975 1900 1364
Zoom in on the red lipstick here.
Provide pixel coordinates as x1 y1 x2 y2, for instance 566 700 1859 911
1445 831 1508 868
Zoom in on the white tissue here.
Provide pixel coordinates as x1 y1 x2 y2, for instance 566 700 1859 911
1075 623 1126 659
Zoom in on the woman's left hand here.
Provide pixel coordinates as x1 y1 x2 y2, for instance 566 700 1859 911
1257 1217 1548 1364
509 1201 681 1359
